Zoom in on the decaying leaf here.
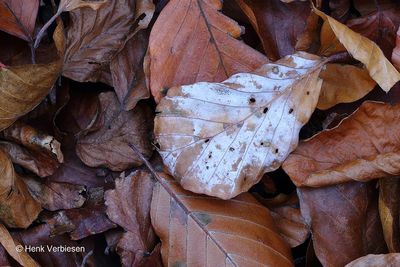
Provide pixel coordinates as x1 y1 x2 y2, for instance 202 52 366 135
0 22 64 131
105 170 157 266
317 64 376 110
379 177 400 252
151 173 293 266
236 0 311 60
0 0 39 41
0 149 41 228
147 0 267 102
23 177 86 211
345 253 400 267
155 52 324 199
58 0 107 11
393 26 400 70
299 182 387 267
0 223 39 267
314 8 400 91
63 0 153 86
76 92 153 171
283 101 400 187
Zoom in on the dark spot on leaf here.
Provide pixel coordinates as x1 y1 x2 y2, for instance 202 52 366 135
229 147 235 151
275 148 279 153
193 212 212 226
249 97 256 104
306 91 310 95
272 66 279 74
206 166 209 169
289 108 293 114
263 107 268 113
205 139 210 143
260 142 264 146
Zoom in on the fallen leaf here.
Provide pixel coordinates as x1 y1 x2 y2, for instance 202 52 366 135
283 101 400 187
345 253 400 267
2 121 63 165
393 26 400 70
0 0 39 41
58 0 107 11
110 30 150 110
151 173 293 266
105 170 157 267
236 0 311 60
147 0 267 102
329 0 351 22
0 22 64 131
0 223 39 267
314 8 400 91
346 5 400 58
318 20 346 56
299 181 387 267
63 0 153 85
379 177 400 252
76 92 153 171
0 149 41 228
23 176 86 211
155 52 324 199
317 64 376 110
41 187 116 240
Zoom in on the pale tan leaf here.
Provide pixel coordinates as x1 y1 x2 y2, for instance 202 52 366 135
155 52 324 199
0 223 39 267
0 149 41 228
314 8 400 91
151 173 293 266
345 253 400 267
59 0 107 12
393 26 400 71
317 64 376 110
0 23 64 131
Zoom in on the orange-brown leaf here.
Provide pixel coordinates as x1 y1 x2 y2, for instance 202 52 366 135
151 173 293 266
148 0 267 102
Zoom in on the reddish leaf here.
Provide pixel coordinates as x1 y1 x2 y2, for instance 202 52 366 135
0 0 39 41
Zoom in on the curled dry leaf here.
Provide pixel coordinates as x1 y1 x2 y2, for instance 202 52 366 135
314 8 400 91
23 176 86 211
0 0 39 41
42 187 116 240
110 30 150 110
299 182 387 267
236 0 311 60
283 102 400 187
58 0 107 11
317 64 376 110
76 92 153 171
151 173 293 266
345 253 400 267
148 0 267 102
105 170 157 266
0 223 39 267
379 178 400 252
155 52 324 199
0 22 64 131
0 149 41 228
393 27 400 70
63 0 153 86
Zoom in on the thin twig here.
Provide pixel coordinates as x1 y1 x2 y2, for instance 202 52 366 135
129 143 162 182
30 43 36 64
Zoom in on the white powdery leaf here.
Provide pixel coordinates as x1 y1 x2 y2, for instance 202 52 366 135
155 52 325 199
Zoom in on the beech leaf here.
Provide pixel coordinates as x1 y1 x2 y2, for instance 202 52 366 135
0 22 64 131
314 8 400 91
283 101 400 187
147 0 268 102
151 173 293 266
155 52 324 199
0 149 41 228
393 26 400 70
0 0 39 41
345 253 400 267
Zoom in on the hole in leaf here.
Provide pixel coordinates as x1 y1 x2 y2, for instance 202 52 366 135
260 142 264 146
275 148 279 153
289 108 294 114
205 139 210 143
249 97 256 103
263 107 268 113
154 142 161 149
306 91 310 95
206 166 209 170
229 147 235 151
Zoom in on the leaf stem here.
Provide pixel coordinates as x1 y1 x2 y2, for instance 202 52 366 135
128 143 163 182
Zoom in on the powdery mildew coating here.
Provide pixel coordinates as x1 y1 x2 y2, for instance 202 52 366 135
155 52 324 199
